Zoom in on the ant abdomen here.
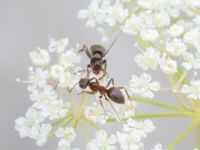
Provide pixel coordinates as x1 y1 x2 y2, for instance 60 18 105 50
90 44 106 56
107 87 125 104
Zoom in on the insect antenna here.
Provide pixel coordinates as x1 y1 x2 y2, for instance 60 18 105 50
103 31 121 57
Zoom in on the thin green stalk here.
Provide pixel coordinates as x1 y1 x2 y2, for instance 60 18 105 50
176 94 190 111
195 125 200 149
52 114 71 126
132 112 196 119
67 92 77 107
168 119 200 150
83 118 100 130
130 96 183 111
63 117 73 128
79 119 90 142
79 94 90 107
72 119 78 128
106 112 196 122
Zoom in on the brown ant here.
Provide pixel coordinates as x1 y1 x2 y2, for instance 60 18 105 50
78 34 120 79
77 77 134 119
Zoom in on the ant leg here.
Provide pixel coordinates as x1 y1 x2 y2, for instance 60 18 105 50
74 69 86 77
77 91 94 95
87 64 91 77
67 82 79 93
99 95 106 116
79 44 92 59
105 78 114 88
118 87 130 99
104 95 121 121
99 60 108 80
118 87 135 112
89 77 99 85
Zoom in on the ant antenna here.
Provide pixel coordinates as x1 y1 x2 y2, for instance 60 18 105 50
103 31 121 57
67 82 79 93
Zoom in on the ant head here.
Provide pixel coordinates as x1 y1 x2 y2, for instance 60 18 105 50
90 44 106 56
79 78 90 89
90 58 102 74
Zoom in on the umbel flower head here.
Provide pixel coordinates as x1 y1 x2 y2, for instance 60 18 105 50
15 37 157 149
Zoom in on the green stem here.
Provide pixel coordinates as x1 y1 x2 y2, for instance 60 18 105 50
79 94 90 107
79 119 90 142
83 118 100 130
67 92 77 107
195 125 200 149
63 117 73 128
72 119 78 128
168 119 200 150
51 114 71 126
132 112 195 119
130 96 182 111
106 112 195 122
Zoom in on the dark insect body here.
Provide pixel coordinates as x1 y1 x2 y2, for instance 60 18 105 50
78 34 119 79
78 77 128 104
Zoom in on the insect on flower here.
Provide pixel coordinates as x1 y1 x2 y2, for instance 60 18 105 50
78 33 120 79
77 77 134 119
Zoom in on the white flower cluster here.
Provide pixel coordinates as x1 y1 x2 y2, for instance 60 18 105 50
15 38 82 149
79 0 200 100
15 36 157 149
87 118 156 150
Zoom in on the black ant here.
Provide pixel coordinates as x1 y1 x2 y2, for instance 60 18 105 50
78 34 120 79
77 77 134 119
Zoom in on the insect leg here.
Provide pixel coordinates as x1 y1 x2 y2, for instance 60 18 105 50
105 78 115 88
118 87 135 112
104 94 121 121
99 60 108 80
99 95 106 116
79 44 92 58
77 91 94 95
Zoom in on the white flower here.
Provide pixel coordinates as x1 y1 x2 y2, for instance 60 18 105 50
30 48 50 66
129 73 160 98
184 27 200 48
30 85 57 104
43 100 69 120
137 0 155 9
167 24 184 37
58 70 81 89
181 80 200 100
151 143 163 150
154 9 170 27
15 108 46 139
135 47 161 70
28 68 50 91
182 52 200 70
55 127 76 143
166 38 187 56
84 103 108 124
57 139 71 150
36 124 52 146
122 15 144 35
140 29 159 41
87 130 117 150
78 1 103 27
50 64 65 80
49 38 69 53
58 50 81 68
104 1 128 26
123 119 156 137
160 55 177 74
117 131 144 150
